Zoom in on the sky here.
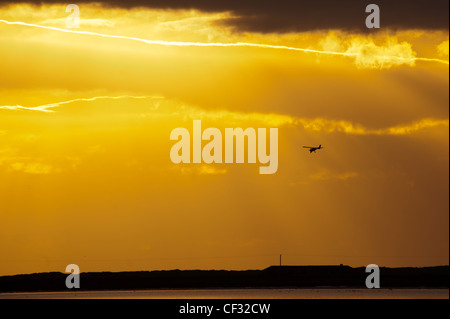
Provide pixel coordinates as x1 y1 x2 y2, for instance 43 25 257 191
0 1 448 276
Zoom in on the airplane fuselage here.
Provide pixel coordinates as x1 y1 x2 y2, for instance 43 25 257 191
307 145 322 153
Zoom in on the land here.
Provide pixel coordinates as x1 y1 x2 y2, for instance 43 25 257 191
0 265 448 293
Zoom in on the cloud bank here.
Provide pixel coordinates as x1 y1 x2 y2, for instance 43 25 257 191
0 0 448 33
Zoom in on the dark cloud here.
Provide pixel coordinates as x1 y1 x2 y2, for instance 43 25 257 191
1 0 448 32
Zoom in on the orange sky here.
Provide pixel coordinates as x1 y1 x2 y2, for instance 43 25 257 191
0 4 448 276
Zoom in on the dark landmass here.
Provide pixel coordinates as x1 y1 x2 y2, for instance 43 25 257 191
0 265 448 293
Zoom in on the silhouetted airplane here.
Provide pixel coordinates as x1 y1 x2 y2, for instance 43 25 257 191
303 145 324 153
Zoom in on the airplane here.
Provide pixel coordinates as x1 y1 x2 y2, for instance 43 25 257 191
303 145 324 153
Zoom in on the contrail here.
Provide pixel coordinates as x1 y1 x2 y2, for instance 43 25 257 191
0 95 163 112
0 19 355 57
1 19 448 65
415 57 450 65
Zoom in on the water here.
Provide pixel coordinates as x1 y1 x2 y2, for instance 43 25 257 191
0 289 448 299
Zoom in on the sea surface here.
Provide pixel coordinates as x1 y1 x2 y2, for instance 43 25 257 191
0 289 448 299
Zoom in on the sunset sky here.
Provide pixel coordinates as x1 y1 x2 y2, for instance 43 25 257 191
0 1 448 276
